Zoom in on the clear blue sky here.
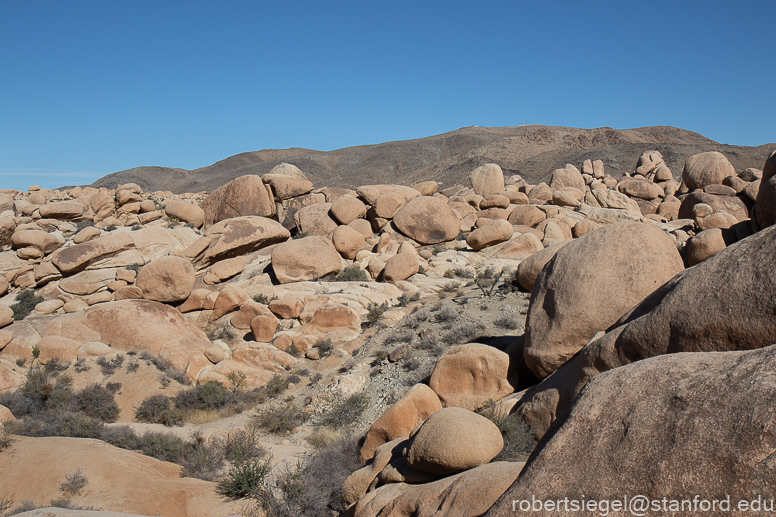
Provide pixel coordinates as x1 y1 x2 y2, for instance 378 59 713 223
1 0 774 192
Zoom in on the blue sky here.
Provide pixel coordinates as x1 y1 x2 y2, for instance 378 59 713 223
1 1 774 192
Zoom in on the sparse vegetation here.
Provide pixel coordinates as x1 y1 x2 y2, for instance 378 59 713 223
291 230 308 240
126 263 143 273
332 265 369 282
442 324 479 344
166 216 180 228
96 354 124 375
494 315 520 329
317 339 333 358
105 224 117 232
319 392 369 429
264 374 290 398
434 305 459 322
10 289 43 321
74 220 95 232
397 291 421 307
135 395 182 426
254 401 302 435
253 293 270 304
481 401 537 462
364 302 387 326
217 457 272 498
131 223 142 231
59 468 88 497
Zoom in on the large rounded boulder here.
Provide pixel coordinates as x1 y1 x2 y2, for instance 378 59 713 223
406 407 503 476
755 149 776 229
201 175 275 226
469 164 505 198
271 236 342 284
136 256 196 303
393 197 460 245
524 221 684 379
682 151 736 190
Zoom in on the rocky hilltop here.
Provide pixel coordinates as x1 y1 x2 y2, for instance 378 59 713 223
89 125 774 194
0 144 775 516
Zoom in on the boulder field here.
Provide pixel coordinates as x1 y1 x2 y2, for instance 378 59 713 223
0 149 774 516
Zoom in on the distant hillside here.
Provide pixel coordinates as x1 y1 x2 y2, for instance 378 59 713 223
89 126 775 194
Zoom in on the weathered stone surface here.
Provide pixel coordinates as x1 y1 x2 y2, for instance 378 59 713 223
516 224 776 436
406 407 503 475
330 196 367 225
490 346 776 516
250 314 279 342
507 205 546 227
411 181 438 196
686 228 734 266
271 236 342 284
304 303 360 334
332 225 366 260
393 197 459 245
549 166 585 191
356 185 420 206
43 300 212 381
469 164 505 198
165 199 205 228
489 232 544 261
429 343 516 411
53 233 135 274
38 201 87 220
525 221 684 378
516 240 570 291
11 230 64 254
268 297 304 319
136 256 195 303
294 202 338 238
678 190 749 222
266 176 314 201
591 189 642 213
203 256 246 284
755 150 776 229
383 253 419 282
201 175 275 226
210 285 250 322
466 219 513 251
682 151 736 190
190 216 289 268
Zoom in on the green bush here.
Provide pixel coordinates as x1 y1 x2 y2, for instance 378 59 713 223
264 374 289 399
320 393 370 429
181 440 225 481
217 457 272 498
138 431 187 463
10 289 43 321
364 302 387 326
71 384 120 422
254 401 301 435
332 265 369 282
174 381 229 411
135 395 182 426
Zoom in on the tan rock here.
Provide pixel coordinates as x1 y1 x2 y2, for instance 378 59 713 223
412 181 438 196
190 216 289 268
266 176 314 201
469 164 505 198
164 199 205 228
331 196 367 225
201 175 275 226
52 232 135 274
479 195 510 209
507 205 546 227
406 407 503 475
44 299 213 381
0 304 13 328
136 256 195 303
305 303 360 334
525 221 685 378
230 301 274 329
264 162 308 181
11 229 64 254
38 201 87 220
177 288 213 313
360 384 441 462
203 256 247 284
393 197 459 245
466 219 513 251
374 191 407 219
34 299 64 315
268 297 304 319
383 253 419 283
271 236 342 284
63 299 89 313
250 314 279 342
114 285 144 300
294 202 338 238
38 335 82 363
210 285 250 322
16 247 43 260
0 404 15 422
571 218 599 238
489 232 544 260
683 151 736 190
429 343 516 411
356 185 421 206
332 225 367 260
686 228 731 266
549 166 585 191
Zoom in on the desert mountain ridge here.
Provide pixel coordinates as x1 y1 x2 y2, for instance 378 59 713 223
88 125 775 194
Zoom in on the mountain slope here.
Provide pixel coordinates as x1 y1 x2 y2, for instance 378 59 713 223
90 126 775 193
